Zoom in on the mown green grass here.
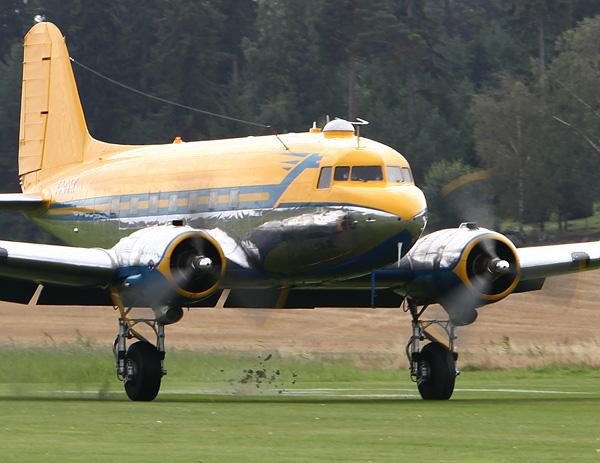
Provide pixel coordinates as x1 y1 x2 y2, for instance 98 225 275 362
1 348 600 462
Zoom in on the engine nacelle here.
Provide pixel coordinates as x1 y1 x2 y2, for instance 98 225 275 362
399 223 520 322
110 226 226 310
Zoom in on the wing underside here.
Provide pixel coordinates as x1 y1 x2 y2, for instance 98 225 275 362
1 232 600 308
0 193 46 210
0 239 117 306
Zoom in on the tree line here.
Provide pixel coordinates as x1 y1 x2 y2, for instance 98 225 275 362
1 0 600 242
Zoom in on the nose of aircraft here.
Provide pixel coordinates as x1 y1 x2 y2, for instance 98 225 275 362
334 183 427 221
369 184 428 247
361 184 428 222
389 185 428 221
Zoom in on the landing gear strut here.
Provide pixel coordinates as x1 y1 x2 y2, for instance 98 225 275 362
114 316 166 401
405 300 459 400
111 290 168 401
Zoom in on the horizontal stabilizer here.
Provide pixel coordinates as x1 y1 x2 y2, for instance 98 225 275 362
0 193 46 210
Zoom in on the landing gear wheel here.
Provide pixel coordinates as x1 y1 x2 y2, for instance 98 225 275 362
417 342 456 400
124 341 162 401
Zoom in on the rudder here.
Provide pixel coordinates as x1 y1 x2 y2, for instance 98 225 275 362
19 22 90 183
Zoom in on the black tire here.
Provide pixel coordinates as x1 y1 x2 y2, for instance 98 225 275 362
417 342 456 400
124 341 162 401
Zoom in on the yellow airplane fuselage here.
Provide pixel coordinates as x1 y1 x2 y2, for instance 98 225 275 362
18 21 427 286
26 129 427 285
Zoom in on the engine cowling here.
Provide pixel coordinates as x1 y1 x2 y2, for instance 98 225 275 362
110 226 226 311
399 223 520 323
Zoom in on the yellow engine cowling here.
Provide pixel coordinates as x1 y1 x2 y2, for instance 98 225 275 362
451 232 520 304
111 226 226 310
400 224 520 324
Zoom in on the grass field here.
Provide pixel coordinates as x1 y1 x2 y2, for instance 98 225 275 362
1 349 600 462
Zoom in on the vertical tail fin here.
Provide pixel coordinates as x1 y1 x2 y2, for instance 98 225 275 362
19 22 90 181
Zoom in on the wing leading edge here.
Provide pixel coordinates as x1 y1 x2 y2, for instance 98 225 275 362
0 240 116 286
517 241 600 280
0 193 46 211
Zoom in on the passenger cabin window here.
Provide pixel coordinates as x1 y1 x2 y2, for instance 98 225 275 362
351 166 383 182
168 194 178 213
209 191 218 210
317 167 332 189
229 188 240 208
110 197 119 218
387 166 414 183
130 197 139 215
334 166 350 181
189 191 199 213
148 194 159 214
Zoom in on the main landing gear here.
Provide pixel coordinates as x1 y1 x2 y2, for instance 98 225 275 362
114 316 165 401
405 300 459 400
111 290 177 401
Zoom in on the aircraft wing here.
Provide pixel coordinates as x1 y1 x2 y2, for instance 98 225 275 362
0 225 230 307
0 240 117 305
0 193 46 211
0 240 116 287
517 241 600 280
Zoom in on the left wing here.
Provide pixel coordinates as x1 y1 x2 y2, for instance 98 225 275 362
518 241 600 280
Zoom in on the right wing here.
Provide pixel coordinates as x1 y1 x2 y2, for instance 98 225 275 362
0 241 116 286
0 240 117 305
0 193 46 211
0 225 229 307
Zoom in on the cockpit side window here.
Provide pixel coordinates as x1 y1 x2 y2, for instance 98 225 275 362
387 166 414 183
334 166 350 181
351 166 383 181
317 166 332 189
387 166 403 182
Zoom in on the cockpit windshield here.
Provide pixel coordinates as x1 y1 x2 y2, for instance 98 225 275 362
350 166 383 181
387 166 413 183
327 165 412 185
334 166 350 181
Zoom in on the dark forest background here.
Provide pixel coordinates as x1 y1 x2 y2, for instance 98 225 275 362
1 0 600 242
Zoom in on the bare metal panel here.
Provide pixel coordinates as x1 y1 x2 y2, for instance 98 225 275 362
0 240 115 286
518 241 600 280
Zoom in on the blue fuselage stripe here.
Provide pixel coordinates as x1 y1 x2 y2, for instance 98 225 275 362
47 153 324 220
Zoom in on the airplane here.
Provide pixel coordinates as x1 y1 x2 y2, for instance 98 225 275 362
1 21 599 401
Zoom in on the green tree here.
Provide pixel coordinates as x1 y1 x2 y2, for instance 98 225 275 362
472 75 556 231
0 43 55 242
145 0 230 141
241 0 335 132
546 15 600 228
0 0 29 63
422 160 494 230
0 43 23 194
508 0 573 79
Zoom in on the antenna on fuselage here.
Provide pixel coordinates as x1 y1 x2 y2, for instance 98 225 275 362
350 118 369 148
267 125 290 151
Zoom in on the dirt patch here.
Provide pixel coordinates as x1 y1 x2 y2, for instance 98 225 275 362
1 272 599 368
